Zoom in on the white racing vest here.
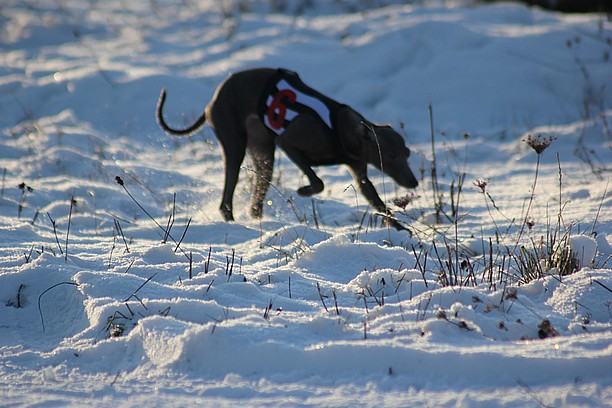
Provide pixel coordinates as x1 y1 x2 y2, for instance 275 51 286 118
259 69 341 136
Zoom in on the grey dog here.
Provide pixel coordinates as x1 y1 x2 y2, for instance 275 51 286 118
156 68 418 229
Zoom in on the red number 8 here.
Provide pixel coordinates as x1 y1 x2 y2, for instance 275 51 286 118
267 89 296 130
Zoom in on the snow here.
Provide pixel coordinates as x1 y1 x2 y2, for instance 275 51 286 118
1 0 611 406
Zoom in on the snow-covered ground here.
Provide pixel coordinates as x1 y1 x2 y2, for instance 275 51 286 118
1 1 611 406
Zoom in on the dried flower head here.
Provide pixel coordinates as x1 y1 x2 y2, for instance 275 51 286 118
537 319 559 339
392 193 418 209
473 178 489 193
526 218 535 230
18 182 33 193
505 287 518 300
523 134 557 155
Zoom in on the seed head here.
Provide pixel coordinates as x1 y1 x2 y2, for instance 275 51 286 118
392 193 418 209
473 178 489 193
522 134 557 155
537 319 559 339
505 287 518 300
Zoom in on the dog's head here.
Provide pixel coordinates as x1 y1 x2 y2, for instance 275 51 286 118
367 124 419 189
337 107 419 189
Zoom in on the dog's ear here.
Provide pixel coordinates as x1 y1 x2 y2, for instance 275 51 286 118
336 106 370 161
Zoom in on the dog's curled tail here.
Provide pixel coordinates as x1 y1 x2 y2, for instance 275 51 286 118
156 88 207 136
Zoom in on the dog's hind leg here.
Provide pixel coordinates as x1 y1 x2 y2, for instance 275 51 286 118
246 116 275 218
213 122 247 222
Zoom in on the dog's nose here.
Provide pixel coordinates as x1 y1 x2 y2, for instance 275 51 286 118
400 170 418 189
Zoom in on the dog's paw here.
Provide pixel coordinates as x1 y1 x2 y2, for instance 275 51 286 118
297 183 323 197
297 186 314 196
382 214 411 234
250 205 263 219
219 205 234 222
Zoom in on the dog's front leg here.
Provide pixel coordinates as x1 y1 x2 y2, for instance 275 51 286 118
348 163 408 231
348 163 386 212
277 144 324 197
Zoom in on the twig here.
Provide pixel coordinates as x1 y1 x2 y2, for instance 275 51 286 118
397 293 405 322
115 177 190 260
123 273 158 303
311 199 320 229
17 284 25 308
116 177 163 230
110 371 121 387
429 104 442 223
226 249 235 281
332 289 340 315
590 179 608 236
30 208 40 225
417 294 432 322
204 246 211 274
18 182 33 218
361 289 369 314
557 152 564 234
593 280 612 293
344 184 364 242
124 259 135 273
263 299 273 320
163 193 176 244
411 244 428 287
47 213 64 255
39 282 79 332
114 218 130 253
174 217 192 253
65 196 75 262
24 246 34 263
316 282 329 312
108 236 117 268
205 279 214 293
